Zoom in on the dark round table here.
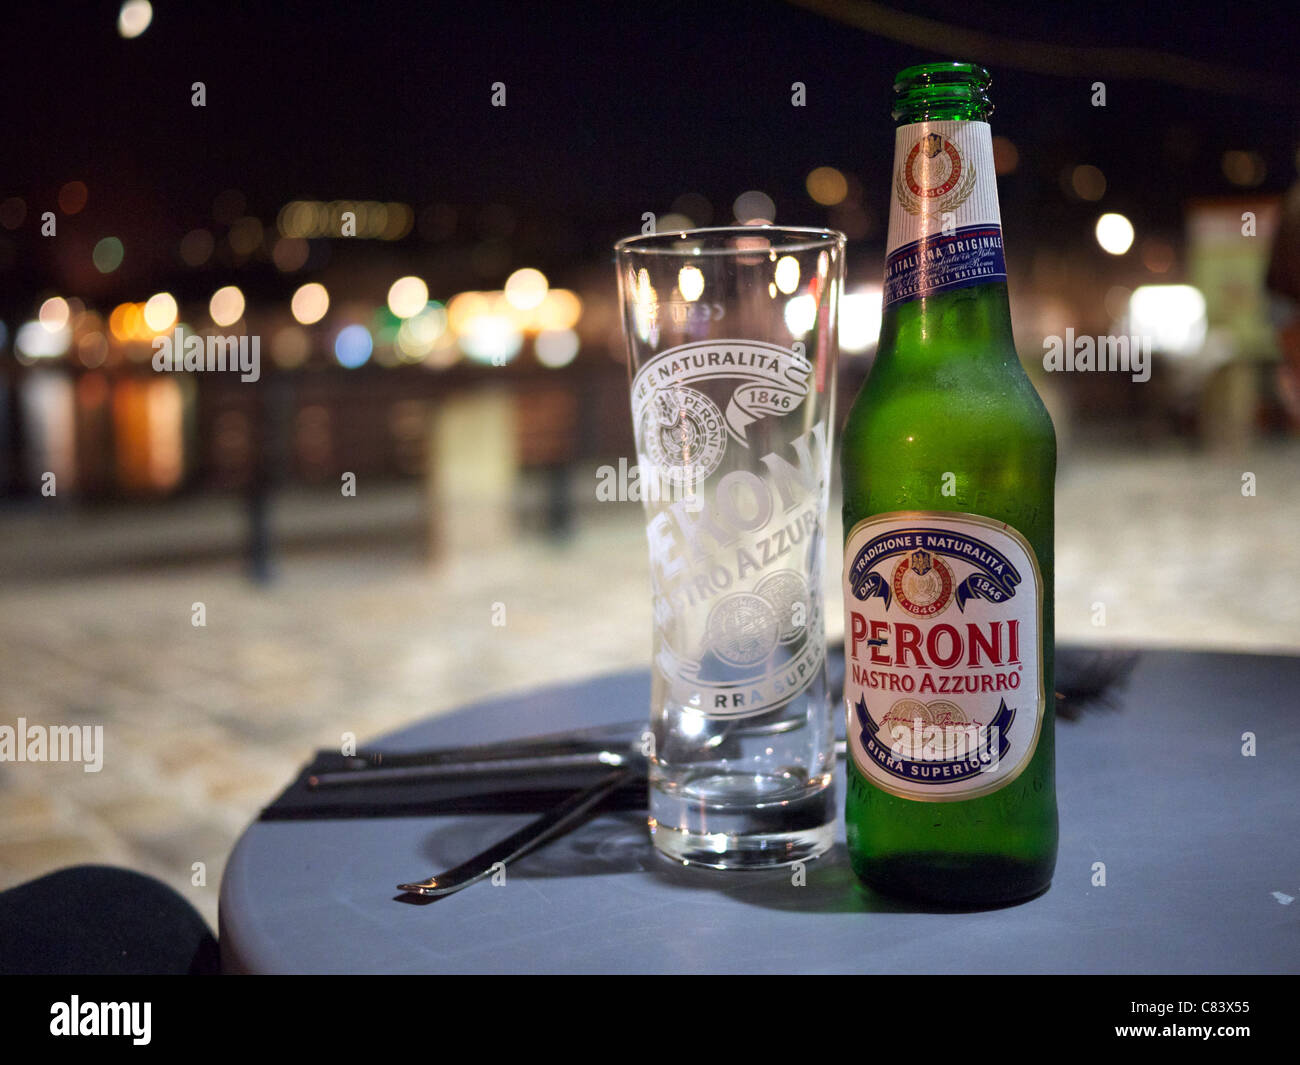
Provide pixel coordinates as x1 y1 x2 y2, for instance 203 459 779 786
219 647 1300 973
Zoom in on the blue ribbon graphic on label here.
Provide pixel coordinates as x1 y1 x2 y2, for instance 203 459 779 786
848 526 1021 612
856 694 1016 785
850 570 892 610
884 223 1007 308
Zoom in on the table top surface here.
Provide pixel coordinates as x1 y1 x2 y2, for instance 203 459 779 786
219 646 1300 974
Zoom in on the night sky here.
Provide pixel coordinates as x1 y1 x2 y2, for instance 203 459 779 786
4 0 1298 310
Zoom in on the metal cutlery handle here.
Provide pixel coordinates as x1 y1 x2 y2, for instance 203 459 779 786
396 767 639 898
312 750 627 789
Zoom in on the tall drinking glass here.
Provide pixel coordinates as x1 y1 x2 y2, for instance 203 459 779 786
614 226 845 868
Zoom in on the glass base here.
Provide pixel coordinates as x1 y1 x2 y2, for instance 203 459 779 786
649 772 834 869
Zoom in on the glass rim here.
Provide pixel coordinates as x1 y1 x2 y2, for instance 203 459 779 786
614 224 846 257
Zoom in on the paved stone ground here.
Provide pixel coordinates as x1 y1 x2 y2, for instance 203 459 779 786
0 441 1296 930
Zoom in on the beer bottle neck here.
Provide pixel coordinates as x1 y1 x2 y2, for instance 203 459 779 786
879 65 1013 365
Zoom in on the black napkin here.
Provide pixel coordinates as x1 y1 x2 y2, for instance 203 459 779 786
260 751 647 821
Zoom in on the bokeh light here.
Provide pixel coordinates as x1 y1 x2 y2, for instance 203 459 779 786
209 286 245 327
446 291 490 334
272 236 309 272
503 268 549 311
117 1 152 39
1141 239 1176 274
839 289 883 353
180 229 214 267
93 236 125 273
39 297 71 332
459 314 522 365
77 329 109 369
334 324 373 368
806 167 848 206
16 320 71 360
396 302 448 361
109 303 143 342
992 136 1019 175
1071 165 1107 201
271 325 312 369
143 292 178 332
291 282 329 325
387 276 429 318
783 294 817 336
734 190 775 224
1128 285 1206 357
58 181 89 215
1221 150 1266 187
1095 213 1135 255
535 329 579 368
534 289 582 331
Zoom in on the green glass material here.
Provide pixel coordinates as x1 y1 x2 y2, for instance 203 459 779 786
840 63 1058 904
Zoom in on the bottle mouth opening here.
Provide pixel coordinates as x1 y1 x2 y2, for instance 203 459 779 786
893 61 993 122
894 62 991 92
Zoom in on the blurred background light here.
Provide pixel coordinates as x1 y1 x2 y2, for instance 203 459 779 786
1141 238 1176 274
109 303 141 342
334 324 373 368
459 314 522 365
395 302 448 361
503 267 549 311
1128 285 1207 357
535 289 583 331
535 328 579 368
387 276 429 319
291 282 329 325
270 325 311 369
143 292 178 333
1095 212 1135 255
58 181 89 215
1070 164 1107 201
272 236 309 272
39 297 71 332
179 228 214 267
93 236 125 273
734 190 775 224
839 289 883 353
991 136 1019 175
655 213 693 232
17 320 71 360
1221 150 1266 187
117 1 152 39
805 167 848 206
783 294 817 336
209 286 245 327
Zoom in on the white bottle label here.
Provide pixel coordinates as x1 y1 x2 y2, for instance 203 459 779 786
842 511 1045 801
884 120 1005 309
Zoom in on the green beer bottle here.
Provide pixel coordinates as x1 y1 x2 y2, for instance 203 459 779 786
840 62 1057 904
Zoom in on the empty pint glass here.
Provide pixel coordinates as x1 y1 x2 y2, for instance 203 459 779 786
614 226 845 868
